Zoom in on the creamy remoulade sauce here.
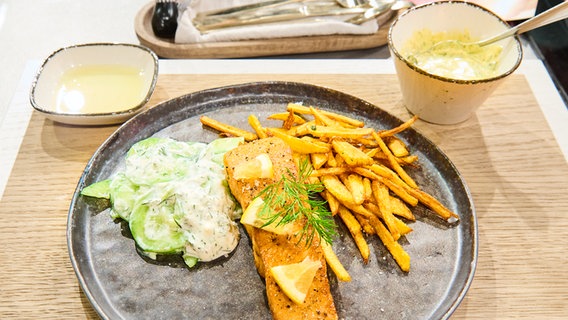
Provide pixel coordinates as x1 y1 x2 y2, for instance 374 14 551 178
81 137 244 267
122 138 242 263
402 29 503 80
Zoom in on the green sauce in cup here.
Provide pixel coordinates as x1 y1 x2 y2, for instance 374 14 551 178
402 29 503 80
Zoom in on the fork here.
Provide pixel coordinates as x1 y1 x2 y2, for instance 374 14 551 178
336 0 369 7
151 0 179 39
199 0 374 18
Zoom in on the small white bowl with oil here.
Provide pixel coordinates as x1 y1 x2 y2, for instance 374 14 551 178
30 43 158 125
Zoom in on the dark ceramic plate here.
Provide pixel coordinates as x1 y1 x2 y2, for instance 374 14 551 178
67 81 477 320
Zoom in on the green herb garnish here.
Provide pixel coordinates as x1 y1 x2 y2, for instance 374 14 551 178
256 160 337 246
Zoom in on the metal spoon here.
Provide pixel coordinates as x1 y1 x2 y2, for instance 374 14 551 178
475 1 568 47
345 0 412 25
429 1 568 50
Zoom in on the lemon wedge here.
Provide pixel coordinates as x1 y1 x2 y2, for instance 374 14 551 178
270 256 322 305
240 197 297 235
233 153 274 179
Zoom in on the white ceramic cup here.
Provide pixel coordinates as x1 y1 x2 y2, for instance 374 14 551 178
388 1 523 125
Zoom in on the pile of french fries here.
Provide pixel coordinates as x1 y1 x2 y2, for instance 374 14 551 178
200 103 459 275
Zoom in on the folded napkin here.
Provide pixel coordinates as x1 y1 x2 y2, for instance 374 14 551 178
175 0 379 43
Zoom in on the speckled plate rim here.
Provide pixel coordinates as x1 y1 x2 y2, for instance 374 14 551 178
67 81 478 320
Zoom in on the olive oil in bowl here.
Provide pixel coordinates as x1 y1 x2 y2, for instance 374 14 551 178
54 64 147 114
30 43 159 125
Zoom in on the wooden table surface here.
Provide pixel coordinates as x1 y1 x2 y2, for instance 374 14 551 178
1 73 567 319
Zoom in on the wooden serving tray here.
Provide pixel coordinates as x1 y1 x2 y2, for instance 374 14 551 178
134 2 396 59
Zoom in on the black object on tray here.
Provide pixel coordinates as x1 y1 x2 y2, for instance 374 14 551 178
151 0 178 39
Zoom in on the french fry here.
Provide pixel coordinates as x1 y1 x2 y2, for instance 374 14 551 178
378 177 419 207
267 112 306 124
371 180 400 240
331 140 374 167
281 111 297 130
248 114 268 139
321 175 375 219
200 116 258 141
371 151 418 166
393 216 413 236
342 202 375 219
353 137 379 148
334 152 346 167
301 136 332 150
387 137 410 157
354 213 375 235
352 167 419 207
368 215 411 272
320 190 340 216
310 152 328 170
286 103 365 128
326 151 338 167
337 205 370 263
308 125 374 139
321 240 351 282
373 132 418 189
377 115 418 137
365 147 380 158
364 201 400 241
398 155 419 166
264 127 289 135
363 177 373 202
285 103 311 112
368 164 419 201
337 172 349 186
344 174 366 205
390 196 416 221
370 163 457 221
320 175 357 208
310 107 344 128
402 186 459 222
287 120 316 137
267 129 331 154
368 163 401 183
310 167 350 177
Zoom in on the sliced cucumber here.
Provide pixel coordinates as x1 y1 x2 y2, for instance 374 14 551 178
109 173 138 220
182 254 198 268
204 136 244 165
129 202 185 254
80 179 111 199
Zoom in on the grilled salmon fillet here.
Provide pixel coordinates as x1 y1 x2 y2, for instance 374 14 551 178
224 137 338 320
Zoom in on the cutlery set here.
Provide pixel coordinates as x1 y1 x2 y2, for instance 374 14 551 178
153 0 412 35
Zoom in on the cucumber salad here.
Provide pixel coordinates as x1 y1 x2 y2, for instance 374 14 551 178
81 136 244 267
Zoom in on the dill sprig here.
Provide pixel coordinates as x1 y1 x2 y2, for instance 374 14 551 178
256 160 337 246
